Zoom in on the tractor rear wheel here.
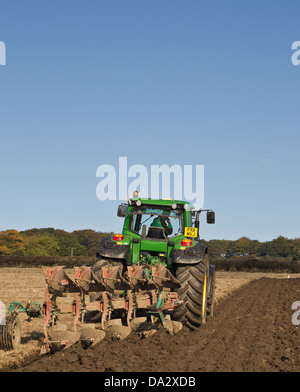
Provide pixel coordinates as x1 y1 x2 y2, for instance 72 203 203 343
173 256 209 330
92 258 124 281
0 315 21 351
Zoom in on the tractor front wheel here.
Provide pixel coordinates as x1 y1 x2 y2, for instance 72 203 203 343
173 256 209 330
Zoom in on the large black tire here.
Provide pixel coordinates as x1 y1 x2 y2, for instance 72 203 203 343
92 257 130 292
92 258 124 281
173 256 209 330
0 315 21 351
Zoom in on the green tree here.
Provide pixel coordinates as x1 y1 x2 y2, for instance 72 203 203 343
234 237 251 256
291 238 300 261
72 230 103 256
23 232 60 256
268 236 292 258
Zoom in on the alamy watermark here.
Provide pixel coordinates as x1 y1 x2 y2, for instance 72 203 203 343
96 157 204 209
292 41 300 66
0 41 6 66
292 301 300 326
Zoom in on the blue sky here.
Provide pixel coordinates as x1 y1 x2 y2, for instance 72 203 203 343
0 0 299 241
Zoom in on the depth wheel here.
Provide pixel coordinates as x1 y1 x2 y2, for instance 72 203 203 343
173 256 209 329
0 315 21 351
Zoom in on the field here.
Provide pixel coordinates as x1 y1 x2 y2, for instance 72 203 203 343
0 268 300 372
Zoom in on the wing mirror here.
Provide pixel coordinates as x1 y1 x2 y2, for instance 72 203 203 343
117 204 127 217
206 211 215 224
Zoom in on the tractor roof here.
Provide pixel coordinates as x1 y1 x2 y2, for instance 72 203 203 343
129 198 195 210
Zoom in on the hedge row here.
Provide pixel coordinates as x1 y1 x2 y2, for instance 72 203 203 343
0 255 299 273
212 256 300 273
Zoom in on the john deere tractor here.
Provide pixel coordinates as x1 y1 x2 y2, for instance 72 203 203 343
42 198 216 352
93 198 216 330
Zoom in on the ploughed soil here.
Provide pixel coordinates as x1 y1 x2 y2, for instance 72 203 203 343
14 277 300 372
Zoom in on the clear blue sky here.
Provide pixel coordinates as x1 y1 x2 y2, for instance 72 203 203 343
0 0 299 241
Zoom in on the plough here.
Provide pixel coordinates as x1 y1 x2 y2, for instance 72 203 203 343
41 263 183 354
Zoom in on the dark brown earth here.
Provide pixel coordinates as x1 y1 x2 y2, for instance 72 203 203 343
13 277 300 372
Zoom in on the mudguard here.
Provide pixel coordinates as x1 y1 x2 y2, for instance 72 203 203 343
171 242 208 265
96 237 129 260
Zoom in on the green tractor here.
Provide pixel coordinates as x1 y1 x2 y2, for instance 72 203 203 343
94 198 216 329
42 198 216 352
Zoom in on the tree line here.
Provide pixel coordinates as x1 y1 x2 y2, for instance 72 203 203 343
0 228 113 257
201 236 300 261
0 229 299 261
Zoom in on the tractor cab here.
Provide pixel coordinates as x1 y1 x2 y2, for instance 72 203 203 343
115 198 215 268
125 205 184 239
118 198 214 241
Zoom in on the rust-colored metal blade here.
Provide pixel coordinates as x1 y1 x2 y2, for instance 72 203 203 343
74 266 106 293
127 265 157 291
100 265 132 291
42 266 80 296
151 265 181 289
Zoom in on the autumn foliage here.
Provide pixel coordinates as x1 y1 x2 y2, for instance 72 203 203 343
0 228 112 257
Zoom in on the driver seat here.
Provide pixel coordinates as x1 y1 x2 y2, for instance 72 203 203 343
147 226 166 239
